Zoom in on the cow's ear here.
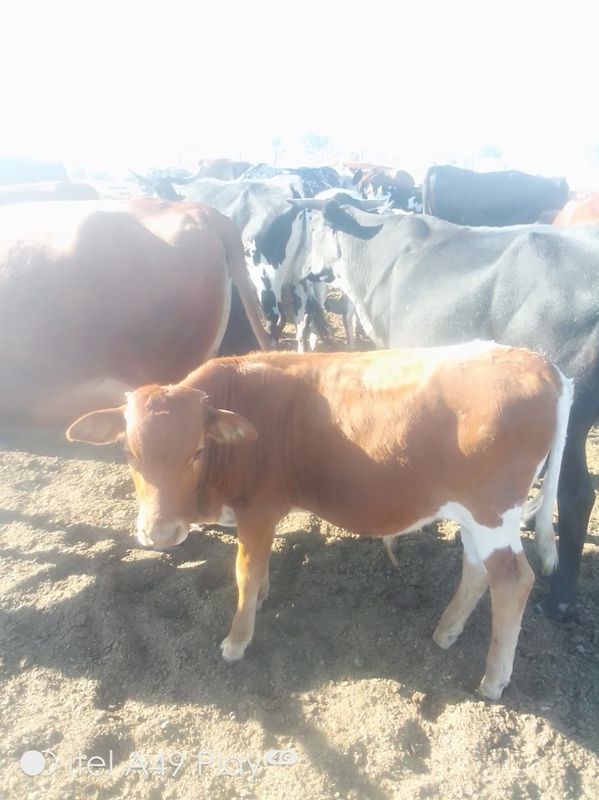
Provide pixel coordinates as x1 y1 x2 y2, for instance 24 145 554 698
66 408 126 445
205 407 258 445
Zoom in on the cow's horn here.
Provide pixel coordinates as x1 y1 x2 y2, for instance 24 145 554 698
287 198 325 209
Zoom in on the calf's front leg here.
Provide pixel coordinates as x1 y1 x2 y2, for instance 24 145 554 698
221 522 275 663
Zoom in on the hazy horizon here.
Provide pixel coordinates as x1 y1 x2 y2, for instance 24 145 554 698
2 0 598 188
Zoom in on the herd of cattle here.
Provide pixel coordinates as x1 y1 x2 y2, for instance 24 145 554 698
3 154 599 700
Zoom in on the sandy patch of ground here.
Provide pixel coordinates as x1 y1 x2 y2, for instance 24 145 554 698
0 416 598 799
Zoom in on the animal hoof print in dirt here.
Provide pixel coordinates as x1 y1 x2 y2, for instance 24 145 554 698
220 637 247 664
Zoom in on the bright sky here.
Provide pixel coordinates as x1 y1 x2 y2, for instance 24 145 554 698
1 0 598 186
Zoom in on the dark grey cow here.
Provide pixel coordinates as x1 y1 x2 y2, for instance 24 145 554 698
423 165 570 226
302 200 599 621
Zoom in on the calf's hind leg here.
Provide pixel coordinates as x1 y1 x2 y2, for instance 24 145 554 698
434 511 534 700
479 546 534 700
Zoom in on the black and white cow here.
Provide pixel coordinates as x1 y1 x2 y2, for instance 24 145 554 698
131 172 313 347
238 164 346 194
244 189 388 350
134 171 384 351
300 199 599 621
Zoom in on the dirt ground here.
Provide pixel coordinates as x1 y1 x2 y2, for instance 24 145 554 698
1 316 599 800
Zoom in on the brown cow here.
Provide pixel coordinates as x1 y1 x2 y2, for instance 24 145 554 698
67 343 573 700
0 180 99 205
357 167 415 195
554 193 599 226
0 198 270 424
356 167 417 211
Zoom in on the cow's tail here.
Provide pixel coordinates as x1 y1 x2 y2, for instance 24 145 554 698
219 217 272 351
527 369 574 575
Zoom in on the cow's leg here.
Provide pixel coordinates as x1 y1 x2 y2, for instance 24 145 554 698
433 532 489 649
437 510 533 700
544 415 595 620
479 547 534 701
290 283 309 353
256 561 270 611
307 282 330 351
342 298 356 350
221 524 275 663
299 281 331 352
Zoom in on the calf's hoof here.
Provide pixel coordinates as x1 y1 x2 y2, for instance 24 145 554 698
256 595 268 612
220 636 249 664
478 675 508 701
432 627 460 649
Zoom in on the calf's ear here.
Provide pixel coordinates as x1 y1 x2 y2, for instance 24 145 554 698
66 407 126 445
205 407 258 445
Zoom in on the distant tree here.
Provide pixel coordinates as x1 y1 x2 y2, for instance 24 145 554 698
272 136 281 167
302 132 330 156
480 143 503 160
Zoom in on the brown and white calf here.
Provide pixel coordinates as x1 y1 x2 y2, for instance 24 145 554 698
67 343 573 700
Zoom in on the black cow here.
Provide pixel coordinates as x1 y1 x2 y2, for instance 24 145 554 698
303 200 599 621
131 170 184 201
422 165 570 226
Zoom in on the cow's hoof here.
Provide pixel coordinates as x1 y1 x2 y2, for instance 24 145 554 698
535 598 579 624
256 595 268 612
478 676 507 702
256 587 270 612
220 637 247 664
432 627 460 649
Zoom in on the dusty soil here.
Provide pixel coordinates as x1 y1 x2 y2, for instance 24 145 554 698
1 316 599 800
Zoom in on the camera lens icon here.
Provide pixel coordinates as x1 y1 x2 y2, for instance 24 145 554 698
20 750 57 776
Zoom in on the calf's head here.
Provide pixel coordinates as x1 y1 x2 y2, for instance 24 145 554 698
66 385 257 549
